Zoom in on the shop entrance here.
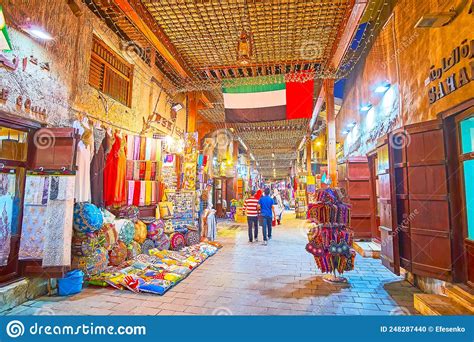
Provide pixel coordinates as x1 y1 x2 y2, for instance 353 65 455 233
0 113 40 284
445 106 474 287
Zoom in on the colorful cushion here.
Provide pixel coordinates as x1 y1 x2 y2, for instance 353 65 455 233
147 220 164 240
164 219 174 234
170 233 185 251
71 247 108 277
134 221 148 244
154 233 170 251
115 219 135 245
73 202 103 233
185 230 200 246
141 239 156 255
100 208 116 224
108 241 127 266
127 241 142 260
71 232 99 256
97 223 118 251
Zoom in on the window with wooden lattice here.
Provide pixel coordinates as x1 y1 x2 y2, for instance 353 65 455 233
88 35 133 107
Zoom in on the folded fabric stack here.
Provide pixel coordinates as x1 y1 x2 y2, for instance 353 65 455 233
87 242 219 295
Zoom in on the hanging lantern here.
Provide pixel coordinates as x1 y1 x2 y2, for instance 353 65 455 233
236 29 252 66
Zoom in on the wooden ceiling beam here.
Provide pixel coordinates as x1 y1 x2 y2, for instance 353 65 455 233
329 0 368 70
112 0 191 78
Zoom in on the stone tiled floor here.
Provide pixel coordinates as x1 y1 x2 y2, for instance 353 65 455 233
5 212 421 315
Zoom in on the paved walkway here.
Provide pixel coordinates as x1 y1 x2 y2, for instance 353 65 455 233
7 212 421 315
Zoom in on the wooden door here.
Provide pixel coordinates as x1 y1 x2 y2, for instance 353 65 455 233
455 110 474 286
377 139 400 275
368 154 381 241
404 120 452 281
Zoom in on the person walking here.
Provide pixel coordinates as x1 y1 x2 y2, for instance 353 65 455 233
272 188 284 225
258 187 276 245
243 190 259 243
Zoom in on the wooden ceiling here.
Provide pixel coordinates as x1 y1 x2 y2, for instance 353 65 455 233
86 0 368 178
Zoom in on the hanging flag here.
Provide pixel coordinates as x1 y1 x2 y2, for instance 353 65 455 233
0 6 12 51
223 74 314 123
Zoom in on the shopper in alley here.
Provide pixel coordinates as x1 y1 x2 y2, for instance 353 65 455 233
243 190 259 243
258 187 276 245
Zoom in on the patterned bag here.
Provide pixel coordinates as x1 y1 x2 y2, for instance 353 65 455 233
127 241 142 260
71 232 99 257
115 219 135 245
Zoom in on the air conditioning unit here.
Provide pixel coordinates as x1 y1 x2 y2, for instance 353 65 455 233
414 12 456 28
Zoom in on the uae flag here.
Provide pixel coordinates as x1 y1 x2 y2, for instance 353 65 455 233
223 75 314 123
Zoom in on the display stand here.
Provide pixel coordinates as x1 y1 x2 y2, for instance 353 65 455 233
306 188 355 283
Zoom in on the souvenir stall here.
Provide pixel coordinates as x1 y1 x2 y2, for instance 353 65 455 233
295 175 307 219
306 188 355 283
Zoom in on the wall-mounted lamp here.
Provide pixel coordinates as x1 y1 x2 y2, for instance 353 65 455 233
375 82 391 94
23 25 53 40
360 103 372 112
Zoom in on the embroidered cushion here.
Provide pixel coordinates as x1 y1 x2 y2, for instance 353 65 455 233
73 202 104 233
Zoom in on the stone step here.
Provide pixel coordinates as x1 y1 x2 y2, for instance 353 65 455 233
353 241 381 258
443 285 474 314
414 293 473 316
0 278 48 313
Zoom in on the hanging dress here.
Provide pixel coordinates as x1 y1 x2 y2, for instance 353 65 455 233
73 120 93 203
90 127 107 207
104 133 127 207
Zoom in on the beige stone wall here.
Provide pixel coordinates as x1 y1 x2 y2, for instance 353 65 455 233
337 0 473 156
0 0 186 134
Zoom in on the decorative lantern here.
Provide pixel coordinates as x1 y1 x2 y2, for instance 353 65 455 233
236 29 252 66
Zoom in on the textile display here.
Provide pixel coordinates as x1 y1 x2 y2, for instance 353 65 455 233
141 238 156 255
162 157 177 190
154 233 170 251
0 173 15 266
18 205 47 259
166 191 195 231
133 220 148 244
90 127 107 207
89 242 218 295
72 233 100 257
182 132 198 190
104 133 127 207
158 201 173 219
305 188 355 275
73 202 104 234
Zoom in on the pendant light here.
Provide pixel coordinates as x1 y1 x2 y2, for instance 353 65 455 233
237 29 252 66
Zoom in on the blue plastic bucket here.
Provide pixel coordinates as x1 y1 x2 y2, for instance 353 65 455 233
58 270 84 296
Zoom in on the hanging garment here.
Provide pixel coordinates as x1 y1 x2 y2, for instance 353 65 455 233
42 176 75 267
19 205 48 259
104 133 127 207
139 136 146 160
126 134 134 160
133 136 140 160
0 173 15 266
90 127 106 207
206 210 217 241
74 120 93 202
145 137 153 160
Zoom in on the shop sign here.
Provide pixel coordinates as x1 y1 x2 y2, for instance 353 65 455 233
0 52 50 72
0 86 47 118
428 39 474 104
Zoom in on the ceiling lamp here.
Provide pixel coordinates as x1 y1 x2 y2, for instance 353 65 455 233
236 29 252 66
171 103 183 112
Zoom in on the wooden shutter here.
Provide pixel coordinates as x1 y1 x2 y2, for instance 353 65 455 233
403 120 452 281
338 156 374 239
377 139 400 275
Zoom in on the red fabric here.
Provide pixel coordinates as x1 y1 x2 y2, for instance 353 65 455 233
255 189 263 200
133 180 140 206
286 78 314 120
104 133 127 207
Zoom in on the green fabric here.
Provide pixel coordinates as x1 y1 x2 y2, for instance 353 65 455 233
222 75 285 93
